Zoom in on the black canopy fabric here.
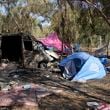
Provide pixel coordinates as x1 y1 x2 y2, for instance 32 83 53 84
1 33 33 63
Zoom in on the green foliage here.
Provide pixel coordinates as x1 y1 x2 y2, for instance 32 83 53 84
56 0 110 48
0 0 110 48
0 0 54 37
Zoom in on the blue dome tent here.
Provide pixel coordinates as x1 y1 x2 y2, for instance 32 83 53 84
59 52 106 82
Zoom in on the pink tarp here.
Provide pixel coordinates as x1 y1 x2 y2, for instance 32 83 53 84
40 32 71 54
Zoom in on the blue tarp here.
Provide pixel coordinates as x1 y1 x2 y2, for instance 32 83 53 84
59 52 106 82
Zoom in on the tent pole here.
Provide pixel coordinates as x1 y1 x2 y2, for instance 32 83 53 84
21 35 25 68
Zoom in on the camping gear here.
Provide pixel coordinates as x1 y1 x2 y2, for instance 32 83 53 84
0 33 33 65
97 55 110 72
40 32 71 54
59 52 106 82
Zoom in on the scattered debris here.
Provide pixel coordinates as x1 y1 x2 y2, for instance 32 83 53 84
97 102 110 110
87 101 99 109
87 101 110 110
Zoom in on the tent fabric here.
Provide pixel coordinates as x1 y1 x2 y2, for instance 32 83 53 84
59 52 90 67
1 35 23 62
1 33 33 63
63 60 76 80
59 52 106 82
73 56 106 82
40 32 71 54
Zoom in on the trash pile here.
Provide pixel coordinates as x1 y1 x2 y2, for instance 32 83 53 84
87 101 110 110
0 31 109 83
0 32 110 110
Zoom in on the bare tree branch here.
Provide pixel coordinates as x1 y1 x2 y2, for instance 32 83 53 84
84 0 110 27
66 0 110 27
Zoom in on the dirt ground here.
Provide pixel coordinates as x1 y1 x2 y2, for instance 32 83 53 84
0 63 110 110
